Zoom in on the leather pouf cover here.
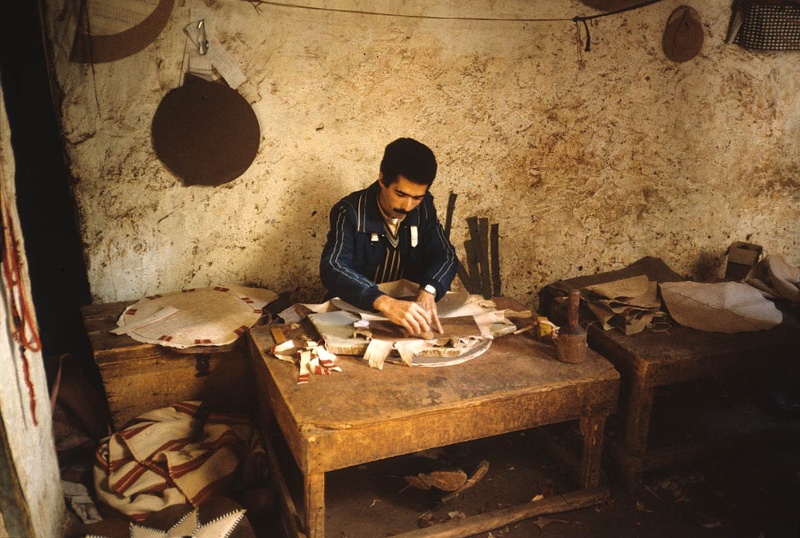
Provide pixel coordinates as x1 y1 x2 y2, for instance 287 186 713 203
82 497 255 538
152 74 260 186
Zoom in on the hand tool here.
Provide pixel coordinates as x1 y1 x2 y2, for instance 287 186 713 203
556 289 587 364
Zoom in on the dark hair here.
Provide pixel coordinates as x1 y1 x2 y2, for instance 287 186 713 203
379 138 437 187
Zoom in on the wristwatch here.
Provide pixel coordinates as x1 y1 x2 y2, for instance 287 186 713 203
422 284 437 296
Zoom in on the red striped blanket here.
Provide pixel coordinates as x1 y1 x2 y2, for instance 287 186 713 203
93 401 255 521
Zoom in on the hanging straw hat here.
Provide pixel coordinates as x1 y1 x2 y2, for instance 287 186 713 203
662 5 704 62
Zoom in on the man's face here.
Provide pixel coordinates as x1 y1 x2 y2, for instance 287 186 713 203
377 174 428 219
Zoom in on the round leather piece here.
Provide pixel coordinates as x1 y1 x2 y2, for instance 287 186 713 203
70 0 174 63
152 74 260 186
662 5 704 62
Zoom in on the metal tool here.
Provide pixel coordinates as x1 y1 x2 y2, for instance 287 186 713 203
196 19 209 55
556 289 587 364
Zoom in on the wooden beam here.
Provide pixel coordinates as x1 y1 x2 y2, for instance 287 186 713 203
465 217 483 295
490 223 501 296
444 191 457 239
392 486 610 538
478 218 491 299
463 238 480 294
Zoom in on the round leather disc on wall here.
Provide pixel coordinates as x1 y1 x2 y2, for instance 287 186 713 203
662 5 704 62
71 0 174 63
152 74 260 186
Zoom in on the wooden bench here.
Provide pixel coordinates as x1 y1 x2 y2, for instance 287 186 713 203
540 257 800 492
81 302 256 430
247 299 620 537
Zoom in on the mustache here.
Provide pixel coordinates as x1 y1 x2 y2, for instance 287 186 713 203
393 208 409 214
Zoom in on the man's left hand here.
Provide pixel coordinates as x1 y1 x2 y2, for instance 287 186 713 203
416 288 443 334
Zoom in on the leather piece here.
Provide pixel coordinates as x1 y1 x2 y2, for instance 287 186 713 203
70 0 175 64
152 74 260 186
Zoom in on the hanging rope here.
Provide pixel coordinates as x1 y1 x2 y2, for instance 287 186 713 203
246 1 662 26
244 0 573 22
244 0 665 54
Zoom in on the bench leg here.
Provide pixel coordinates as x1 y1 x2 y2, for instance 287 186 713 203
304 471 325 538
579 414 607 488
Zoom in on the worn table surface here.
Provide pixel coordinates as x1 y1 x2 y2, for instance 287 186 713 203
251 324 618 434
586 313 800 387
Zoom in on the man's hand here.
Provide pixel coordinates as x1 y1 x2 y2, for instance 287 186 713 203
415 287 444 334
373 295 435 336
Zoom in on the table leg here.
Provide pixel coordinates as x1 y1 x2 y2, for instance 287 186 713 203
622 378 654 492
579 414 607 488
304 471 325 538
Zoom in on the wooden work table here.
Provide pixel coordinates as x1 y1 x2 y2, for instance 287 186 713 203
540 256 800 492
588 310 800 492
247 304 620 538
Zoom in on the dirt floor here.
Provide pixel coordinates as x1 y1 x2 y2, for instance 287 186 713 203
61 377 800 538
257 372 800 538
315 429 800 538
63 427 800 538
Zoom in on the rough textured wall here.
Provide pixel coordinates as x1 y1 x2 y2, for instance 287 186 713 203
42 1 799 308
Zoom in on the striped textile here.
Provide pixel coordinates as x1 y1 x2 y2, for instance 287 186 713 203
93 401 255 521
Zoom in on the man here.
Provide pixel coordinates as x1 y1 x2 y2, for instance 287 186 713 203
320 138 457 336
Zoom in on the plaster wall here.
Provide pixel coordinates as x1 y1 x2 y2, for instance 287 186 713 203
42 1 799 307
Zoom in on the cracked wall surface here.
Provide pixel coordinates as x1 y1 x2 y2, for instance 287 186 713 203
42 0 799 308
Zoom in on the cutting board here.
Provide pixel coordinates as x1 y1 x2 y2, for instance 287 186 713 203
308 311 366 355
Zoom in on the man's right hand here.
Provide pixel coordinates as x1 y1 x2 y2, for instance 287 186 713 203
373 295 433 336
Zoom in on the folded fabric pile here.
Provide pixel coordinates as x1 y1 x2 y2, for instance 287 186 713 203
544 254 799 336
745 254 800 303
94 401 259 521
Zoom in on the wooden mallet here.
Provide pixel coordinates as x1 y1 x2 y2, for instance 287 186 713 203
556 289 587 364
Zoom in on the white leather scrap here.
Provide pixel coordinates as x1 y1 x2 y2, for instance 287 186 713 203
660 280 782 333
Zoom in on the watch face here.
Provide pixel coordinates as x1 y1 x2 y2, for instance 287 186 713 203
424 285 436 295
